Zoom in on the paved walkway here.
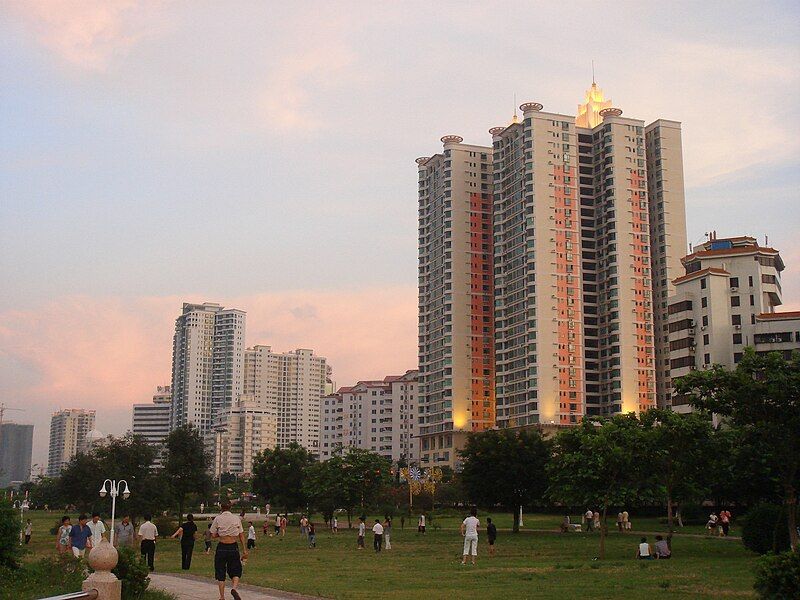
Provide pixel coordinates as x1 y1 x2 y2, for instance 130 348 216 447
149 573 321 600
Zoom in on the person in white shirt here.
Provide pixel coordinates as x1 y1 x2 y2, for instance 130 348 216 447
636 536 653 560
210 502 248 600
88 513 106 546
357 517 365 549
372 519 384 552
247 521 256 550
137 514 159 571
461 507 480 565
418 513 426 534
584 509 595 532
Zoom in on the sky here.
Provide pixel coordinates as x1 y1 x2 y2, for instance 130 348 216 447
1 1 799 469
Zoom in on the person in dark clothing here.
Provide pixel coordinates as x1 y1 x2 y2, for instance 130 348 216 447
486 517 498 556
171 513 198 570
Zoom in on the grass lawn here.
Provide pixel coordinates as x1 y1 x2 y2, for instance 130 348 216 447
19 511 756 599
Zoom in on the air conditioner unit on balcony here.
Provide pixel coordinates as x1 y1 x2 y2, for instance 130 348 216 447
700 325 707 330
702 363 709 369
688 328 695 335
730 287 738 292
734 324 742 330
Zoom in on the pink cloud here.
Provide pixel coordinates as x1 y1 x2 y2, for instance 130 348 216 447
4 0 163 71
0 288 417 465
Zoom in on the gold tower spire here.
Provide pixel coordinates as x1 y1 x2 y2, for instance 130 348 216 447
576 78 612 128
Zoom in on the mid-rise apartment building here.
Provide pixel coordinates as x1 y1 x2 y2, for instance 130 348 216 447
0 422 34 487
666 235 799 411
242 345 327 454
132 385 172 467
319 370 418 463
211 394 277 477
417 138 495 468
47 409 95 477
170 303 245 433
417 82 687 465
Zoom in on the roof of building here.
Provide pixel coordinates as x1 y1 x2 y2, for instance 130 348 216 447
672 267 730 285
755 311 800 321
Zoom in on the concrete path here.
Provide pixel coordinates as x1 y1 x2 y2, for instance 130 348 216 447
149 573 321 600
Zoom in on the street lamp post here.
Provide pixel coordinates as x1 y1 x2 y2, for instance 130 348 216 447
12 497 28 545
99 479 130 546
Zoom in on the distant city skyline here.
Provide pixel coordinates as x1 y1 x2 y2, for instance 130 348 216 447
1 2 798 467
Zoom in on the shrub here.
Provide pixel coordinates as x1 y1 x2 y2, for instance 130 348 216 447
110 546 151 600
753 551 800 599
0 554 84 600
0 501 21 569
741 505 791 555
151 515 177 538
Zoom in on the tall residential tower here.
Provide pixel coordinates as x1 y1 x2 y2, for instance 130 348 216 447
47 409 95 477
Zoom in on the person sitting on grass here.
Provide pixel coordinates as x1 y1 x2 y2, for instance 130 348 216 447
635 536 653 560
654 535 671 559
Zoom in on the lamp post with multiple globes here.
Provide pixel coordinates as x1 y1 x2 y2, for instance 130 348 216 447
99 479 130 546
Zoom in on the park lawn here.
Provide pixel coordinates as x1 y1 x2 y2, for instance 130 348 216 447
22 511 755 599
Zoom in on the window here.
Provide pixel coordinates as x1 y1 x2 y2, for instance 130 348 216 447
732 333 743 345
701 297 708 308
704 353 710 365
731 314 741 326
703 334 709 345
734 352 744 363
702 315 709 327
748 276 753 287
729 277 739 288
700 278 707 290
750 295 755 306
731 296 740 307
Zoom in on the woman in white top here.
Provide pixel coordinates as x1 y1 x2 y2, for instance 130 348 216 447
461 507 480 565
636 536 653 560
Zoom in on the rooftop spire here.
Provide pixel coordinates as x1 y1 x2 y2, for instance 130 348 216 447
576 76 612 128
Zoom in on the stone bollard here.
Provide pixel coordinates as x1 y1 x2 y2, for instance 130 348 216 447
83 539 122 600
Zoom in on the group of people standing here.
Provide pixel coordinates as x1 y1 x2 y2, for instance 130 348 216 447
706 510 733 536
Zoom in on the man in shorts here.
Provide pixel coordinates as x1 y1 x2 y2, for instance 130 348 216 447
210 501 249 600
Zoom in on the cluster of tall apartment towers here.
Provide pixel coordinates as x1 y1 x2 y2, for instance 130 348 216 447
417 81 687 467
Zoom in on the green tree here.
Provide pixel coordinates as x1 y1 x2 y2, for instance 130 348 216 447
676 349 800 551
640 409 713 546
548 414 655 559
162 425 212 520
251 443 314 513
460 429 550 533
0 500 21 568
342 448 391 513
94 433 160 519
304 456 346 525
57 453 103 512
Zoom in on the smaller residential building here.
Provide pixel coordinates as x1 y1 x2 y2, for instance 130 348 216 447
666 235 798 412
319 370 419 464
210 394 277 477
132 386 172 467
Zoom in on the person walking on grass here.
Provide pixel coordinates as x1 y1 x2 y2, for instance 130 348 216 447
56 516 72 554
584 509 594 532
300 515 308 538
706 512 718 535
617 512 624 532
247 521 256 550
24 519 32 544
114 515 135 548
210 501 249 600
138 513 158 571
204 524 213 554
383 517 392 550
171 513 198 570
461 507 480 565
88 512 106 546
308 521 316 548
280 514 287 538
719 509 731 537
69 514 93 558
372 519 384 553
418 513 426 534
486 517 497 556
593 511 600 532
332 515 338 533
357 517 365 549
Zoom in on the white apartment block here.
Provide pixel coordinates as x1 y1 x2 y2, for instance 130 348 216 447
132 385 172 467
319 370 419 464
667 235 799 411
170 303 245 433
243 346 327 454
47 409 95 477
211 394 277 477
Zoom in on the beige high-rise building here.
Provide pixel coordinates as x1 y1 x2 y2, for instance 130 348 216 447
211 394 277 477
490 82 686 426
132 385 172 468
242 345 327 454
47 408 95 477
170 303 246 433
417 139 495 468
319 370 418 463
418 82 688 461
667 235 799 412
